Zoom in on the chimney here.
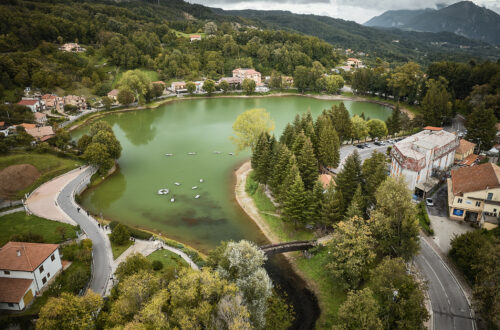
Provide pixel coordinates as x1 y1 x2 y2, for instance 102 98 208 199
16 249 21 257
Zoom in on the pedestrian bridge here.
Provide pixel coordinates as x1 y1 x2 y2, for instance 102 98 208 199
260 240 318 255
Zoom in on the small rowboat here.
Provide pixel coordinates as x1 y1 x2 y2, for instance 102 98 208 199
213 151 221 154
165 153 173 156
195 195 200 199
192 186 198 190
157 188 169 195
170 197 175 202
187 152 196 155
199 179 204 183
175 182 181 186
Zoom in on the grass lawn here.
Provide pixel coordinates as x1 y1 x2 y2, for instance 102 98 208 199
112 68 160 88
108 235 134 259
147 249 189 271
174 30 206 39
0 212 78 246
0 152 83 199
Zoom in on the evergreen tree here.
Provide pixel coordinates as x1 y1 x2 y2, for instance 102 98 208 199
317 118 340 168
296 137 318 191
277 157 299 204
251 132 272 184
322 184 344 228
421 78 452 126
465 105 497 150
282 171 308 229
279 123 295 149
329 103 352 142
304 121 317 152
386 104 402 136
345 184 365 219
291 131 307 157
309 180 325 226
362 151 388 210
269 144 293 194
335 151 363 209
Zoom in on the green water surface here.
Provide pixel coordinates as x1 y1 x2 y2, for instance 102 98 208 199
75 96 391 252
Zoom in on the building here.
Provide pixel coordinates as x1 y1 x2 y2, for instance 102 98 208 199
17 99 42 112
218 77 242 89
455 139 477 166
58 43 86 53
170 81 187 93
25 126 55 142
190 35 202 42
41 94 62 110
347 58 363 68
390 127 459 193
107 89 120 103
34 112 47 125
63 95 87 111
0 242 62 311
448 163 500 224
232 68 261 84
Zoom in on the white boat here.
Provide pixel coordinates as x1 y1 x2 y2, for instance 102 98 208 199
170 197 175 202
192 186 198 190
213 151 221 154
187 152 196 155
175 182 181 186
195 195 200 199
199 179 204 183
165 153 173 156
228 152 234 156
157 188 169 195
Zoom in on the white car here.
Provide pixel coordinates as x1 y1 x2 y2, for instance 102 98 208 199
426 198 434 206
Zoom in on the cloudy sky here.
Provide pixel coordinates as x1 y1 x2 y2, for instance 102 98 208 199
186 0 500 24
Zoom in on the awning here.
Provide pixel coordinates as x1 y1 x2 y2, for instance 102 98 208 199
415 177 440 193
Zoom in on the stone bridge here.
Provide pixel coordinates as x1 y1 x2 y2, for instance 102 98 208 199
260 240 318 256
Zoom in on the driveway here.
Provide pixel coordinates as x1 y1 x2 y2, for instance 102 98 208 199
334 143 390 171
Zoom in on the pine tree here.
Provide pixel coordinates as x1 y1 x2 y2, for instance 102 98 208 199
322 184 344 227
329 103 352 142
269 144 293 194
335 150 363 209
279 123 295 149
421 78 452 126
251 133 270 183
291 131 307 157
282 171 308 229
386 103 402 136
296 137 319 191
362 151 388 210
317 118 340 168
345 184 365 219
304 121 317 152
309 180 325 226
277 157 299 204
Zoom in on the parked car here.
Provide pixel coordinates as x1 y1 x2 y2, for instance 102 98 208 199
426 198 434 206
364 143 371 148
356 144 365 149
374 141 382 146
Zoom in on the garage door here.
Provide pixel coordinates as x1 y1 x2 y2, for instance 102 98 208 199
23 289 34 306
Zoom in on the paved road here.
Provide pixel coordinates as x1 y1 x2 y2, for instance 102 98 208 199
335 143 390 171
57 167 113 295
415 237 475 330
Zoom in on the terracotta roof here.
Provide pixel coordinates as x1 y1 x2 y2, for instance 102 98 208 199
152 81 166 85
190 35 201 38
456 139 476 154
18 123 36 130
25 126 55 140
451 163 500 195
319 174 335 188
423 126 443 131
0 121 4 127
0 242 59 272
460 154 479 166
41 94 57 100
108 89 119 97
18 100 38 106
0 278 33 303
34 112 46 120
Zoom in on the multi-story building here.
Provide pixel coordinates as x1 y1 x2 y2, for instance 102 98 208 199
63 95 87 111
0 242 62 311
390 127 459 193
58 43 86 53
107 89 120 103
448 163 500 224
17 99 42 112
232 68 261 84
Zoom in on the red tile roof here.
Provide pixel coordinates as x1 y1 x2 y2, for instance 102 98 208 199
107 89 119 97
451 163 500 195
0 278 33 303
456 139 476 154
460 154 479 166
423 126 443 131
18 123 36 130
0 242 59 272
0 121 4 127
18 100 38 106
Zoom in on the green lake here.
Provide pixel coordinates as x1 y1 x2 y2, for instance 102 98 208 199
75 96 391 253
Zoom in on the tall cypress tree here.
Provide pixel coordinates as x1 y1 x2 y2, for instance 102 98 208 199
329 103 352 142
322 183 344 228
282 171 308 229
362 151 388 210
386 103 402 136
280 123 296 149
317 119 340 168
335 150 363 208
297 137 319 191
345 184 365 219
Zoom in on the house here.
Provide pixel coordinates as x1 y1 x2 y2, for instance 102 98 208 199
25 126 55 142
448 163 500 224
347 58 363 68
390 127 459 193
232 68 261 84
0 122 8 137
455 139 476 164
255 85 269 93
0 242 62 311
58 43 86 53
34 112 47 125
170 81 187 93
41 94 59 109
17 99 42 112
190 35 202 42
107 89 120 103
63 95 87 111
218 77 242 89
319 174 335 189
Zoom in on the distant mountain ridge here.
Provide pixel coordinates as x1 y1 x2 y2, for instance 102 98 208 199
364 1 500 45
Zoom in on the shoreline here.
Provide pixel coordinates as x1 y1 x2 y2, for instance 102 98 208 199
68 92 412 133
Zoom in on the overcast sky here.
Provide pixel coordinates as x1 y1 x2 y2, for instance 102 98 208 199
186 0 500 24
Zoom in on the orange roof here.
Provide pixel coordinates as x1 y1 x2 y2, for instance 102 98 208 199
26 126 55 140
319 174 335 188
107 89 119 97
456 139 476 154
0 242 59 272
190 35 201 38
460 154 479 166
19 123 36 130
0 278 33 303
41 94 57 100
18 99 38 106
152 81 166 85
423 126 443 131
0 121 4 127
451 163 500 195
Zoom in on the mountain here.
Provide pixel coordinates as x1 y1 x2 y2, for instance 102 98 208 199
364 1 500 45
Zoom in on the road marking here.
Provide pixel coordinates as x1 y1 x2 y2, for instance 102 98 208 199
421 253 451 305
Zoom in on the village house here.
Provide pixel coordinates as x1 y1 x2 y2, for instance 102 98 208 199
232 68 262 84
34 112 47 125
455 139 477 166
41 94 61 110
448 163 500 224
390 127 459 194
107 89 120 103
63 95 87 111
25 126 55 142
0 242 63 311
170 81 187 93
347 58 363 68
190 35 202 42
17 99 42 112
58 43 86 53
218 77 242 89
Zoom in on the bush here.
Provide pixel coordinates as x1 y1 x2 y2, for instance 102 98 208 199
9 232 44 243
417 202 434 235
152 260 163 271
109 221 152 240
110 223 130 245
246 173 259 195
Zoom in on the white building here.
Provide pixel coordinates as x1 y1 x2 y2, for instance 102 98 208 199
0 242 63 311
17 99 42 112
232 68 261 84
390 127 459 193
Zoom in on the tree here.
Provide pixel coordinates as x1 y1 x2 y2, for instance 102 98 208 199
89 121 113 137
64 104 78 113
242 78 256 95
151 82 164 98
219 80 230 93
110 223 130 245
388 62 424 103
465 105 496 150
296 137 318 190
279 123 295 149
345 184 365 219
309 180 325 225
337 288 382 330
83 142 113 174
37 291 103 330
293 65 311 93
362 151 388 209
117 89 134 105
319 74 344 94
367 119 388 140
335 151 362 210
264 291 295 330
118 70 151 103
230 109 275 153
269 144 294 195
321 184 344 227
204 21 218 34
421 78 452 126
282 170 308 229
114 253 153 282
203 79 216 95
251 132 273 184
316 117 340 168
370 177 420 261
351 115 368 142
269 71 282 90
386 104 402 136
101 96 112 110
370 257 429 329
329 103 352 142
91 130 122 159
186 81 196 94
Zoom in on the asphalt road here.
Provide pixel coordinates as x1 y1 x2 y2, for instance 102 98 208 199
335 142 390 171
415 237 475 330
57 167 112 295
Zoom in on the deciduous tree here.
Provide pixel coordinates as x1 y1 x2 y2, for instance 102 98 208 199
242 78 256 95
337 288 382 330
231 109 275 153
367 119 388 140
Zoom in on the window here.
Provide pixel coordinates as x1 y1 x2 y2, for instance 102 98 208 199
458 198 463 203
487 193 493 200
3 271 10 275
39 266 44 274
476 201 481 207
51 254 55 261
47 272 50 278
8 303 13 307
42 277 47 284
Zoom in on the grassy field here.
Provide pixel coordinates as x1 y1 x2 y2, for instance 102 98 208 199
147 249 189 271
112 68 160 88
173 30 206 39
108 235 134 260
0 152 83 199
0 212 78 246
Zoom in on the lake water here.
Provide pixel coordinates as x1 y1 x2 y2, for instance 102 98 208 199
73 96 391 329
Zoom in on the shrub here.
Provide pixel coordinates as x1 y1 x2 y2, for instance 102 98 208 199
9 232 44 243
109 221 152 240
152 260 163 271
110 224 130 245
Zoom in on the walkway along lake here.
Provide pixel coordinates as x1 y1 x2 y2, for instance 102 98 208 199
72 96 392 328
